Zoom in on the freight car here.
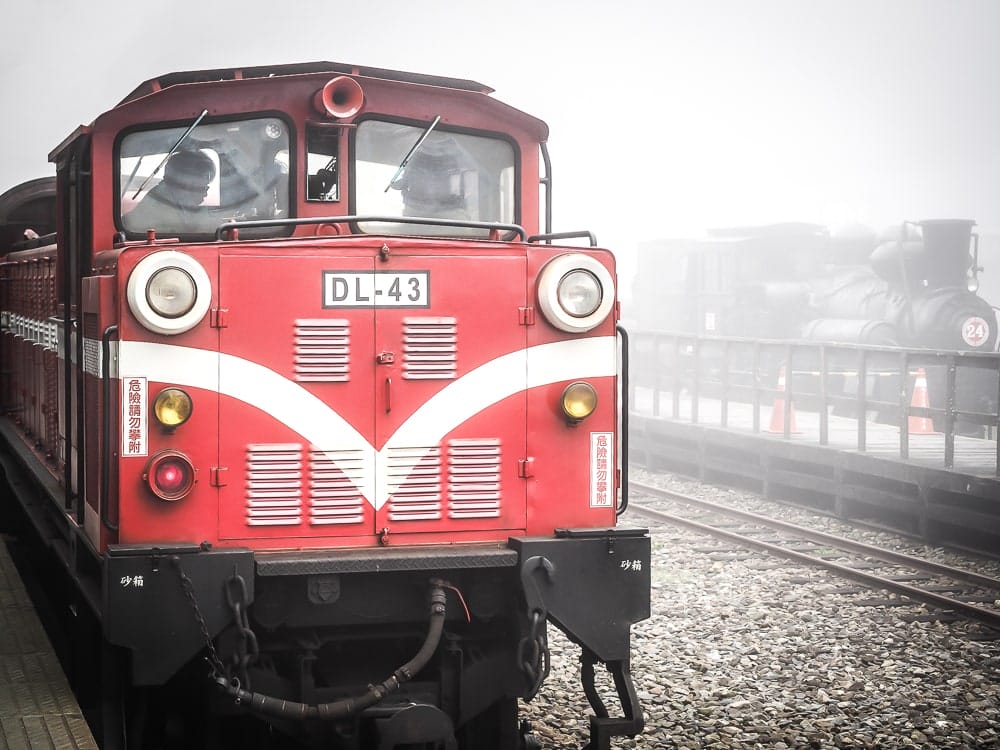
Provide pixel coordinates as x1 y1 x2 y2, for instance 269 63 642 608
631 220 999 426
0 61 649 750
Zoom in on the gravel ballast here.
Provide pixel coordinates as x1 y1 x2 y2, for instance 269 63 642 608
519 471 1000 749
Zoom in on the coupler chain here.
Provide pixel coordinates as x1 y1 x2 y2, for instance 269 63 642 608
172 556 258 687
225 572 260 689
517 608 550 700
517 556 555 700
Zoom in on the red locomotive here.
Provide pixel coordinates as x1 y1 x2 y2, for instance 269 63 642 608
0 62 649 749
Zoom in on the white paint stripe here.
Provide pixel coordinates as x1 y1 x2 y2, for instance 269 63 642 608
381 337 617 500
119 341 378 502
118 336 617 509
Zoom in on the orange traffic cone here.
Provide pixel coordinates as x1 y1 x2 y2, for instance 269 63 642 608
908 368 935 435
768 365 799 434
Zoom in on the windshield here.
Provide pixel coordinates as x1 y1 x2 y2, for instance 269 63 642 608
354 119 516 236
119 117 290 237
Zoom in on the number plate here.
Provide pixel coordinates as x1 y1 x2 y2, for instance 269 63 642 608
323 271 430 308
962 316 990 348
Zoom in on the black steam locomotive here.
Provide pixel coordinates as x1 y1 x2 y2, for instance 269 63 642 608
631 219 999 425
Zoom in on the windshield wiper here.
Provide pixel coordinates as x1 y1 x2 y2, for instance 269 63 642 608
132 108 209 199
384 115 441 192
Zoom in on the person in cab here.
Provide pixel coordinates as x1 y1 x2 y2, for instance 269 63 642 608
124 148 218 235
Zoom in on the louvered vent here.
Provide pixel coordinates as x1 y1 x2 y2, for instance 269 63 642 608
246 444 303 526
448 439 502 519
386 446 443 521
294 319 350 382
402 317 457 380
309 448 366 525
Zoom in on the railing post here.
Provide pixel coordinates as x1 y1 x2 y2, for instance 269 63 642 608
945 356 957 469
691 337 700 425
651 334 662 419
671 335 681 419
899 350 910 461
995 356 1000 478
857 348 867 452
783 343 794 437
819 344 828 446
720 339 729 428
752 342 761 433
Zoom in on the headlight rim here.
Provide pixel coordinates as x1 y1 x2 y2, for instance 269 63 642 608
537 253 615 333
127 251 211 335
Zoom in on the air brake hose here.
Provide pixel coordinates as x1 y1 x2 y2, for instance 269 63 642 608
214 579 448 721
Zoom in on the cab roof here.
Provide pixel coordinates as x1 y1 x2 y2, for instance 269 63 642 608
119 61 494 105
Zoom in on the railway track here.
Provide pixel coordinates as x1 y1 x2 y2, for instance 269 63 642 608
629 480 1000 633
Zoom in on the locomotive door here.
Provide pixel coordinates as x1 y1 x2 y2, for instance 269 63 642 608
371 252 528 537
215 249 527 542
216 251 378 541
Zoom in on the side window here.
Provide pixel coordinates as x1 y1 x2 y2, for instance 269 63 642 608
307 124 339 201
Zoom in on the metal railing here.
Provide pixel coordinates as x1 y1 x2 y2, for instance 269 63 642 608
629 330 1000 476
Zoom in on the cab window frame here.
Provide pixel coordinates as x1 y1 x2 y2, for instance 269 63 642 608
114 111 296 240
348 115 521 236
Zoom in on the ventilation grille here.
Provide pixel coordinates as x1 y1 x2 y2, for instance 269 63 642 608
448 439 502 518
245 444 366 527
402 317 457 380
242 440 503 528
246 444 303 526
309 448 366 525
386 446 443 521
294 319 350 382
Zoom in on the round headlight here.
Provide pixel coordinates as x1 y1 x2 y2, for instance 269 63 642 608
153 388 193 428
561 381 598 421
127 251 211 335
537 253 616 333
147 267 196 318
558 270 602 318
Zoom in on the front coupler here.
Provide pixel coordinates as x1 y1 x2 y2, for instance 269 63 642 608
510 527 650 750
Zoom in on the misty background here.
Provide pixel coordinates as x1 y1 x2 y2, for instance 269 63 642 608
2 0 999 305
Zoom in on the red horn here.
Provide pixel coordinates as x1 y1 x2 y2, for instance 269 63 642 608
313 76 365 119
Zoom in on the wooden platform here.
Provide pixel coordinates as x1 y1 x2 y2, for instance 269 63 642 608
630 387 1000 549
0 538 96 750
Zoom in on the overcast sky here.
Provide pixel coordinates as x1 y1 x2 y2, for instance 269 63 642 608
2 0 999 282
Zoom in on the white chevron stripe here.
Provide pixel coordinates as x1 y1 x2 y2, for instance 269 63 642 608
118 336 616 509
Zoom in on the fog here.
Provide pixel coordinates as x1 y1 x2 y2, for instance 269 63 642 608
2 0 999 288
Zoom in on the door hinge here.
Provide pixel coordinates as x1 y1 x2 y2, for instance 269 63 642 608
211 467 228 487
519 306 535 325
518 457 535 478
210 308 229 328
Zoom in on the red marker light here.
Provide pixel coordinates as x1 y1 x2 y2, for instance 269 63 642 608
145 451 196 501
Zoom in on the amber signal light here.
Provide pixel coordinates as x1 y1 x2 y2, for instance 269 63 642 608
153 388 193 429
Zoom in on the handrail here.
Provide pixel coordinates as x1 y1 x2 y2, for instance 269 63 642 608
101 325 119 530
214 215 526 242
616 324 630 516
527 230 597 246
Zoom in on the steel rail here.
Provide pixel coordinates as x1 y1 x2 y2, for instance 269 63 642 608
629 481 1000 631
